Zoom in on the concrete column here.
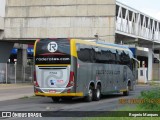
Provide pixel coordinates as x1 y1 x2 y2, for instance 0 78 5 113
14 44 28 66
16 45 27 83
148 48 153 81
17 44 28 66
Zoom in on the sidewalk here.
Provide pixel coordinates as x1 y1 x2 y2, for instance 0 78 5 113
0 84 34 101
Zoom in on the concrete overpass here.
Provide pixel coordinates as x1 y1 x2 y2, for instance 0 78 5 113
0 0 160 81
115 1 160 81
4 0 160 44
0 16 14 64
116 1 160 45
4 0 116 43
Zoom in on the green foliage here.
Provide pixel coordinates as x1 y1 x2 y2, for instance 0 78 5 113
85 117 160 120
138 88 160 110
85 117 159 120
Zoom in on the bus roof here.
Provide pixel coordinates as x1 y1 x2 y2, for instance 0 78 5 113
74 39 131 51
96 41 129 49
73 39 134 58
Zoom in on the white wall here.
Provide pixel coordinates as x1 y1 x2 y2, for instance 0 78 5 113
5 0 116 43
0 0 6 17
0 17 4 30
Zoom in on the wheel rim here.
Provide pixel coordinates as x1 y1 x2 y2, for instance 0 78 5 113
96 89 100 98
89 89 93 99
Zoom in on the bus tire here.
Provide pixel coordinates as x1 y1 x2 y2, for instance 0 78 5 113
128 81 132 90
85 86 93 102
123 86 129 96
93 85 101 101
51 97 60 102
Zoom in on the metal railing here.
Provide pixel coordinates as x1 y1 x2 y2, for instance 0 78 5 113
116 1 160 42
0 63 33 84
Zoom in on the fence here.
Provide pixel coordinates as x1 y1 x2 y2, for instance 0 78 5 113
0 63 33 84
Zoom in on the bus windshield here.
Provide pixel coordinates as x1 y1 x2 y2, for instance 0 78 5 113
35 39 70 65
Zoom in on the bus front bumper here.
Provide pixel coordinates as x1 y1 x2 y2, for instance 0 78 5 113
35 92 84 97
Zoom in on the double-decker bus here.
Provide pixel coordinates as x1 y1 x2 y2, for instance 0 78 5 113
34 38 137 102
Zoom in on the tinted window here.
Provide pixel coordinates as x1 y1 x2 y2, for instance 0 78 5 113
77 45 117 64
116 50 121 63
96 49 116 64
77 44 131 65
119 51 131 67
78 48 95 62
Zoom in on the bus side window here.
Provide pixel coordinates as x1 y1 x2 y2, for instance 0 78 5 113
95 48 108 63
95 48 116 64
110 50 116 64
116 50 121 64
120 51 131 67
77 48 95 63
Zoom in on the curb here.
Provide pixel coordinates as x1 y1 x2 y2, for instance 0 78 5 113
0 84 33 90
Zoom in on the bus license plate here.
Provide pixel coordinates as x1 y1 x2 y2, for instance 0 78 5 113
49 90 56 93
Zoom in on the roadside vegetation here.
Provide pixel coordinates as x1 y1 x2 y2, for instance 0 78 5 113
85 87 160 120
85 117 160 120
138 87 160 110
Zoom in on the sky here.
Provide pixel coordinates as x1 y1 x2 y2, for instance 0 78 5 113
0 0 160 20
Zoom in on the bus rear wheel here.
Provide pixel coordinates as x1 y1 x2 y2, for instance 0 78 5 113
93 85 101 101
51 97 60 102
85 87 93 102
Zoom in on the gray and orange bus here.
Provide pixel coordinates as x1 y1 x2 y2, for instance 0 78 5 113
34 38 137 102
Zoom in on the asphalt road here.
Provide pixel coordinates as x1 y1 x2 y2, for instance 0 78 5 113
0 85 153 119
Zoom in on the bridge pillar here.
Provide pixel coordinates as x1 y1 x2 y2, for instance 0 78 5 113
148 48 153 81
17 45 28 67
16 45 28 83
17 49 27 66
